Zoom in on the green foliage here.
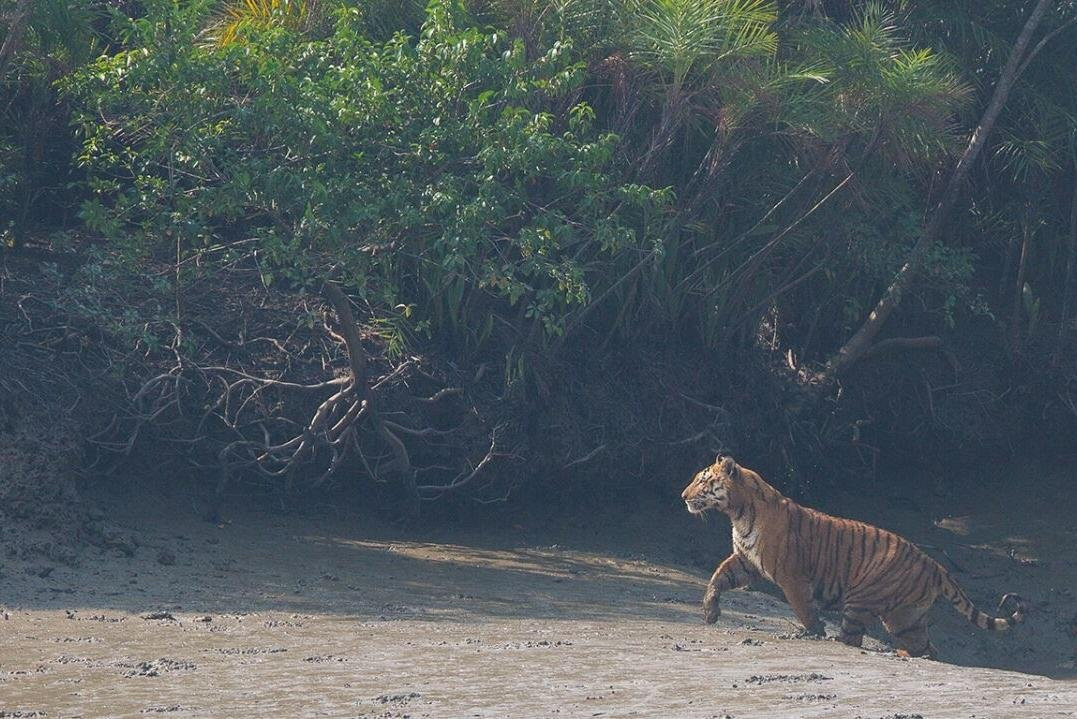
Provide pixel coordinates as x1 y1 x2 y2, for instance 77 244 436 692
15 0 1069 383
67 0 671 356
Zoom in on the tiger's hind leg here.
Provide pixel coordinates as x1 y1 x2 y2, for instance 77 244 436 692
882 605 936 659
780 579 826 637
838 605 875 648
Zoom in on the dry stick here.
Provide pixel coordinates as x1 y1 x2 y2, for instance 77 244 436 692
713 172 855 304
857 335 943 362
415 427 502 498
564 247 658 336
678 165 822 293
1056 141 1077 362
826 0 1057 378
200 365 348 391
1014 16 1077 81
735 260 826 330
417 386 464 403
1009 219 1033 354
0 0 32 75
560 443 607 471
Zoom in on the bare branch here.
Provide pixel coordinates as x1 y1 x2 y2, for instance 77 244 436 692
416 427 503 497
859 336 944 362
417 387 464 404
560 444 606 471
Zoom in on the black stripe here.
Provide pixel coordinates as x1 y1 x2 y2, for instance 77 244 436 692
905 552 927 596
877 555 917 601
843 525 857 573
805 515 820 571
815 519 833 573
906 565 934 606
874 530 894 573
827 527 846 597
853 527 868 580
831 523 845 573
795 509 811 566
941 573 956 600
822 525 840 594
858 529 889 585
986 616 996 630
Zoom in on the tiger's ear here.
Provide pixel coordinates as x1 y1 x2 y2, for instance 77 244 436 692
720 455 738 478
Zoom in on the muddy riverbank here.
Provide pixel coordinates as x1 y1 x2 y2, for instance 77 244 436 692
1 463 1075 717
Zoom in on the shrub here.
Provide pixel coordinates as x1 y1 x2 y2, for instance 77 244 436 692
68 0 671 364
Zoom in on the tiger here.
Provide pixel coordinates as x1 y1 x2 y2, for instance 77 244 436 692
680 455 1025 658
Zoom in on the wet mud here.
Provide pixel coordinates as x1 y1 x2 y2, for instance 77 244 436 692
1 465 1075 718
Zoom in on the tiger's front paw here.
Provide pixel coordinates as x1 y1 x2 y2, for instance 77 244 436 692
702 592 721 625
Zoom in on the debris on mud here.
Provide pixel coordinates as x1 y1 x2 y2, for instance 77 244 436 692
120 658 195 677
140 706 191 714
141 611 176 621
501 640 573 649
374 692 421 704
303 654 347 663
745 673 832 684
785 693 838 701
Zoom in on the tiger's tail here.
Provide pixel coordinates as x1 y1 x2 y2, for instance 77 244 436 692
938 572 1025 631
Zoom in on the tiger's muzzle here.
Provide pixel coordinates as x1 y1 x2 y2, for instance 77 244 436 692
682 483 725 514
684 497 708 514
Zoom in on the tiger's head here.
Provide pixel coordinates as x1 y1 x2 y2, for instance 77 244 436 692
681 455 749 515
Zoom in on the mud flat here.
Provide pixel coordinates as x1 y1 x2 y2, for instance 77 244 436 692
1 473 1075 718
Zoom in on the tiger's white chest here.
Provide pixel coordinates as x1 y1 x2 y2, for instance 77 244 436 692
732 520 772 581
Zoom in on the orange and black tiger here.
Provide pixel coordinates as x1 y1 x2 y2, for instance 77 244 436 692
681 455 1025 658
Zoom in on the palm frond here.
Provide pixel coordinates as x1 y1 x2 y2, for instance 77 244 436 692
620 0 778 85
207 0 310 46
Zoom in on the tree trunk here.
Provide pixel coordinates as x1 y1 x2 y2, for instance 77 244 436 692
1056 147 1077 362
826 0 1057 377
1009 220 1033 355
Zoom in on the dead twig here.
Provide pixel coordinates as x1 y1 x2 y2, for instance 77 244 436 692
560 443 606 471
